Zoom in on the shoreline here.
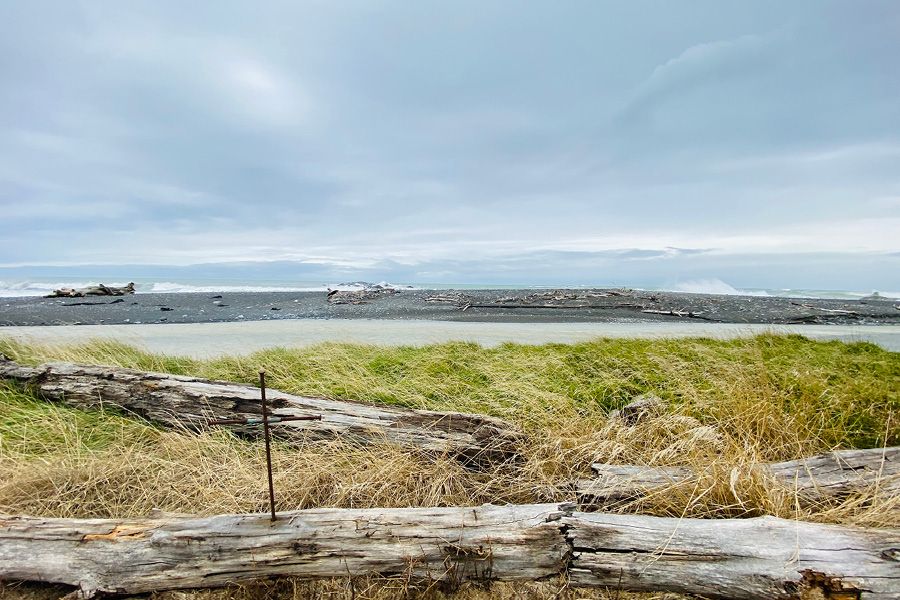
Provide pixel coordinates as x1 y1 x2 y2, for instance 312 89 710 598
3 319 899 357
1 287 898 328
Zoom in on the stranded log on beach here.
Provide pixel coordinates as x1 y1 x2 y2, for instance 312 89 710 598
577 446 900 508
45 282 135 298
1 504 897 599
0 358 523 463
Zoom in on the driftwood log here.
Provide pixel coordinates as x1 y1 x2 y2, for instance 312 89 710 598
0 358 522 463
45 283 135 298
1 504 897 599
565 510 900 599
578 446 900 507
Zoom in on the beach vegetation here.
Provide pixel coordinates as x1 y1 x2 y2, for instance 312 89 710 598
0 334 897 600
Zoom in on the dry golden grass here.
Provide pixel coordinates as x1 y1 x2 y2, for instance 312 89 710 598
0 334 897 599
0 578 689 600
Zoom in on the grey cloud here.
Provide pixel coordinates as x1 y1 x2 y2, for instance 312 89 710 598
0 1 898 289
622 33 774 122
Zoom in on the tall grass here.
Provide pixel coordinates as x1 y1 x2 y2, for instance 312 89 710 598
0 334 897 599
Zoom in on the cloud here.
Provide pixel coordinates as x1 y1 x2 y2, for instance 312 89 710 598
622 33 773 120
218 56 310 128
0 1 898 290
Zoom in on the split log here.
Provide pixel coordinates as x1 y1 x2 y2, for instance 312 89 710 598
564 511 900 599
577 447 900 507
0 504 570 597
1 504 897 599
0 358 523 464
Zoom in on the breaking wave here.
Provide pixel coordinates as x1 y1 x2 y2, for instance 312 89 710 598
669 279 770 296
148 282 329 294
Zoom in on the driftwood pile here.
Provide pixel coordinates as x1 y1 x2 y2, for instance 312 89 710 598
2 359 898 598
424 289 721 319
45 283 135 298
421 288 900 324
326 284 399 305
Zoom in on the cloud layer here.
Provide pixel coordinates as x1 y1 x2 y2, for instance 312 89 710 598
1 1 898 289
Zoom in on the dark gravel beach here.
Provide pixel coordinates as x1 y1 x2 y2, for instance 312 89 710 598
1 288 898 327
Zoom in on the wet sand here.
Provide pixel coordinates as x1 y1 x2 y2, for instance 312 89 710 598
3 319 899 357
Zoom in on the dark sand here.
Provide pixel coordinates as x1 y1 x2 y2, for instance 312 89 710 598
1 288 897 327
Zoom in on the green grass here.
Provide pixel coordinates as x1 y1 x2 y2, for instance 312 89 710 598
3 334 897 449
0 382 159 458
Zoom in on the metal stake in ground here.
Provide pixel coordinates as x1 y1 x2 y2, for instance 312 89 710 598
207 370 321 521
259 370 276 521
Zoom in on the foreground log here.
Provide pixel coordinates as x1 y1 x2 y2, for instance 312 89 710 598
577 446 900 507
0 358 522 463
564 511 900 599
1 504 897 599
0 504 569 597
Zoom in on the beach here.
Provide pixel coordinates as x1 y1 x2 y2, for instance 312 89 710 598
3 287 898 356
2 287 897 327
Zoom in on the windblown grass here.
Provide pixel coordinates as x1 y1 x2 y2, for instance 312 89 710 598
0 334 897 599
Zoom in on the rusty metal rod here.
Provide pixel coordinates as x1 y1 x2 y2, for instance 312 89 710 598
205 415 322 425
259 370 277 522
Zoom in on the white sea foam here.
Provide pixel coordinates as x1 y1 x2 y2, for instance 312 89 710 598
669 279 770 296
663 279 898 300
148 282 330 294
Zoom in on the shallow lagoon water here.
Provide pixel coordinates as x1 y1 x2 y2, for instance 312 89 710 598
2 319 898 358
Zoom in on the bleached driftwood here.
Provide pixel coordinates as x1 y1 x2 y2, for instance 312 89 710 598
469 303 644 310
0 504 569 597
640 308 716 320
1 504 897 599
0 358 522 463
45 283 135 298
577 446 900 507
564 511 900 599
326 286 398 305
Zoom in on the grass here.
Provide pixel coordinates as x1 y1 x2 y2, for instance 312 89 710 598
0 334 897 599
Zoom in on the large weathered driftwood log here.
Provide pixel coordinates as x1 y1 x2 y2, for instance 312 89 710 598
0 358 522 463
564 511 900 599
577 447 900 507
0 504 569 597
1 504 897 599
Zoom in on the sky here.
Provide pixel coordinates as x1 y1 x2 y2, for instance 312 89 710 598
1 1 899 290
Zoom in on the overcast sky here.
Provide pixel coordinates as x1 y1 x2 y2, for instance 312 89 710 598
1 1 898 289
